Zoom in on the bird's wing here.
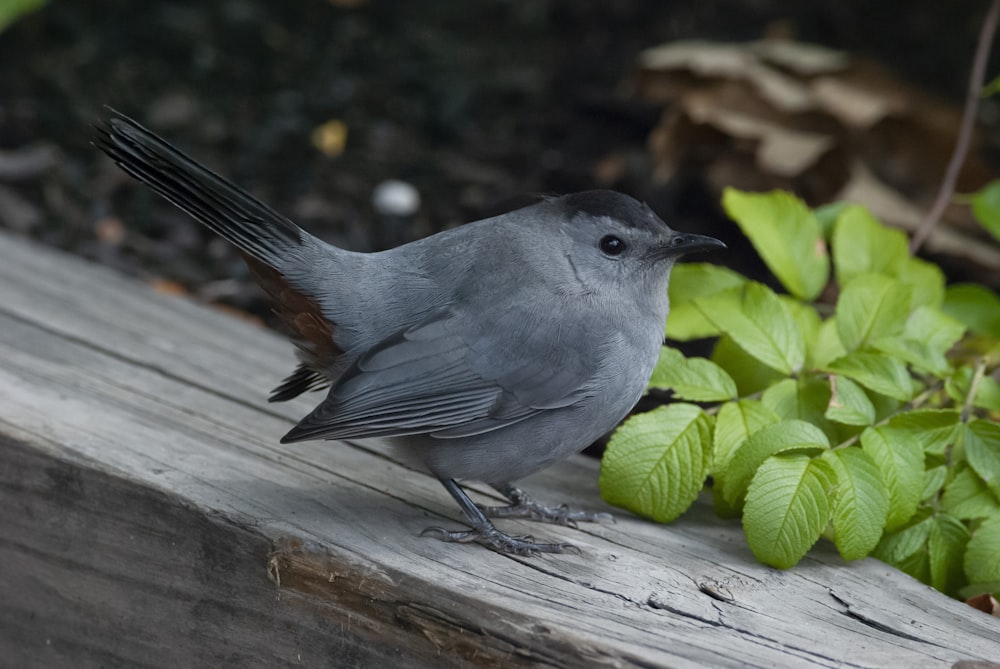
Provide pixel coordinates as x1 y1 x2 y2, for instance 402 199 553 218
280 306 597 443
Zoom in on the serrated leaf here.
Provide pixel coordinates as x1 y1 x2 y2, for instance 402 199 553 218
942 284 1000 338
711 335 784 396
666 263 747 340
885 410 960 456
821 448 890 560
814 201 850 238
835 273 911 351
974 376 1000 413
942 466 1000 520
971 179 1000 243
831 205 909 286
722 419 829 507
928 513 970 597
695 282 805 375
903 305 965 351
722 189 830 301
813 317 848 369
963 420 1000 499
649 346 737 402
921 465 948 502
872 306 966 377
895 257 945 310
743 454 832 568
712 400 781 516
600 404 712 523
866 389 902 423
861 426 924 531
873 508 933 583
825 375 876 426
713 399 781 474
871 305 964 378
783 297 821 369
965 515 1000 586
824 351 914 401
761 375 832 427
947 367 1000 414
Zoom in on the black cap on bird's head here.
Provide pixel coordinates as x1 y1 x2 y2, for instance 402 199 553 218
556 190 726 261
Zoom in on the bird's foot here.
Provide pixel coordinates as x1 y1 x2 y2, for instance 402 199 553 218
479 485 615 527
420 525 580 556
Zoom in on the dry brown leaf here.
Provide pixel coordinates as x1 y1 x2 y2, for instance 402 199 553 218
94 216 126 245
750 38 849 75
149 278 188 297
811 77 893 128
635 37 1000 283
965 592 1000 617
639 41 751 78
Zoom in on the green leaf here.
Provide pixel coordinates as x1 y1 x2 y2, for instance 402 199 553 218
783 297 822 370
971 180 1000 243
824 351 914 401
722 419 830 507
861 426 924 531
712 400 781 474
600 404 712 523
885 410 960 456
873 509 933 582
813 317 848 369
963 420 1000 499
695 282 805 375
0 0 47 33
866 390 902 423
648 346 737 402
831 205 909 287
947 367 1000 413
942 466 1000 520
965 515 1000 586
722 188 830 301
821 448 890 560
711 335 784 396
743 454 833 568
872 306 965 377
921 465 948 502
762 375 831 424
895 257 945 310
814 201 850 238
942 284 1000 338
974 376 1000 413
835 273 911 351
928 513 970 597
825 375 876 426
666 263 747 340
711 400 781 516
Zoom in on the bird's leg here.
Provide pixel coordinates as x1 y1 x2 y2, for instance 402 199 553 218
478 483 614 527
421 478 580 556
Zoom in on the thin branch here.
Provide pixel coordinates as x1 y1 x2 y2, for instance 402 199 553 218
910 0 1000 254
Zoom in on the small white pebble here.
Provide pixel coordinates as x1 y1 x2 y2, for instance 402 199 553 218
372 179 421 217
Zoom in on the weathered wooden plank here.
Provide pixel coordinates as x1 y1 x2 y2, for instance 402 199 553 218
1 231 998 668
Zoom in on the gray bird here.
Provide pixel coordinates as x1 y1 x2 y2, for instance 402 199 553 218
93 110 724 555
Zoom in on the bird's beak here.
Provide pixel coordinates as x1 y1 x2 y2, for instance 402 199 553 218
651 232 726 260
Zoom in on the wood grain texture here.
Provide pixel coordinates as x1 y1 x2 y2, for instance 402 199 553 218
1 231 998 668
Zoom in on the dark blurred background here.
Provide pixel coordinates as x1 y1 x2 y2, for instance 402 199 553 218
1 0 998 319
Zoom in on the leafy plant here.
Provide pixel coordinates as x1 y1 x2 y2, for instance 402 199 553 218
0 0 48 33
599 188 1000 600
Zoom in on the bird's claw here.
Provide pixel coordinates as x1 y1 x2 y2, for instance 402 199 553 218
421 525 580 556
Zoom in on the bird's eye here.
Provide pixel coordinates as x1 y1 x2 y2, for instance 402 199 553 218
599 235 626 256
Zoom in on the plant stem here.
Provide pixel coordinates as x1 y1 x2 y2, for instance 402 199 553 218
910 0 1000 254
961 357 988 422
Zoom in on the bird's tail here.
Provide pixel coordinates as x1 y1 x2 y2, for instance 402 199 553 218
93 108 308 269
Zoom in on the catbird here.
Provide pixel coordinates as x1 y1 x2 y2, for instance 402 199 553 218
93 110 725 556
